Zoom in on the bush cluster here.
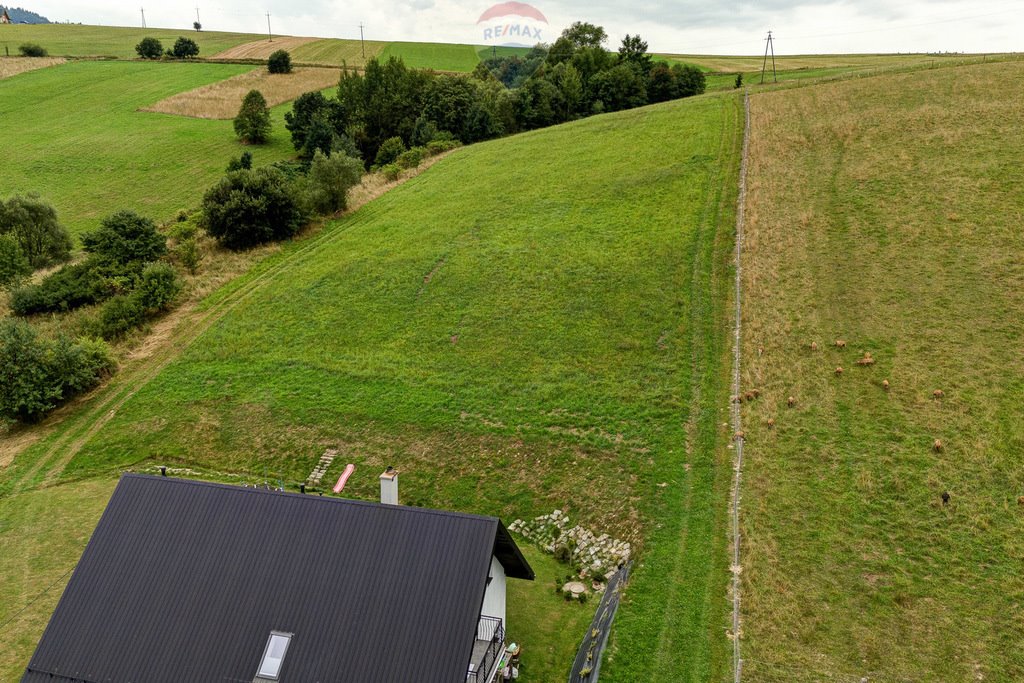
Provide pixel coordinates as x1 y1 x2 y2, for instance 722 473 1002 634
0 319 115 423
268 49 292 74
234 90 271 144
201 167 307 250
0 194 73 270
19 43 47 57
283 21 704 167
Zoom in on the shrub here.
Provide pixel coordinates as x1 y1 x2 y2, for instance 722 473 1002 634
171 36 200 59
0 319 115 423
10 262 111 316
395 147 425 170
174 237 202 274
304 150 363 215
226 150 253 172
0 234 31 289
234 90 271 144
379 163 401 182
82 210 166 267
98 294 145 340
374 136 407 168
135 37 163 59
0 194 72 268
133 262 181 314
735 73 743 89
425 139 460 156
201 167 307 250
18 43 47 57
268 49 292 74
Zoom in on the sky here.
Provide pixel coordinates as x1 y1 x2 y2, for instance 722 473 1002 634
27 0 1024 54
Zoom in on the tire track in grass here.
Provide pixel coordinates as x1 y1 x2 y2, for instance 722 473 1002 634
1 194 392 497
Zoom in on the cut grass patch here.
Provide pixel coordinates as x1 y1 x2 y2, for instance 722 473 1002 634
210 36 320 60
381 41 482 71
739 61 1024 681
142 65 342 119
291 38 389 67
0 56 65 79
0 60 295 238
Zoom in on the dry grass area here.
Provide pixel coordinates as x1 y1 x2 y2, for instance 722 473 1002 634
660 52 990 73
141 66 340 119
211 36 320 60
739 61 1024 680
0 56 65 79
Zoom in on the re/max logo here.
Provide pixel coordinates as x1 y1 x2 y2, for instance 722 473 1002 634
482 23 543 40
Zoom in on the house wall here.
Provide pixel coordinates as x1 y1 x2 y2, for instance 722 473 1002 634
480 555 507 626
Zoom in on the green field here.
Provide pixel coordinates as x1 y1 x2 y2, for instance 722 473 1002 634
739 61 1024 680
381 40 484 71
291 37 388 66
0 23 265 58
0 60 296 238
2 91 743 681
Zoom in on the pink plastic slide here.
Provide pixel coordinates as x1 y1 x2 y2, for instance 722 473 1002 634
333 464 356 493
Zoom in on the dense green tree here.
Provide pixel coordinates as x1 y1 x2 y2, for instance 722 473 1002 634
560 21 607 49
81 210 166 267
135 36 163 59
590 63 647 111
0 234 31 289
618 34 653 74
202 167 307 250
171 36 200 58
0 194 72 268
547 62 584 118
304 150 364 214
374 136 407 167
268 49 292 74
234 89 271 143
672 63 706 97
514 78 566 129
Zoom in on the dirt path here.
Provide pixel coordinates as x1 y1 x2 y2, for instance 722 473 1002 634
0 153 457 495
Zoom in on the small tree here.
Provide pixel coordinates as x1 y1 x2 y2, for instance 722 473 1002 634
234 90 271 144
171 36 200 59
18 43 47 57
0 234 31 289
226 151 253 172
201 167 307 250
193 21 202 32
0 194 72 268
304 150 363 215
81 210 167 267
374 136 407 168
268 49 292 74
135 36 163 59
735 73 743 89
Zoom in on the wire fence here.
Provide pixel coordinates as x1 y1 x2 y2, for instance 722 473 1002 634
566 562 632 683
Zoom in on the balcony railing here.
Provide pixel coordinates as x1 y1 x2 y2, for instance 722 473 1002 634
466 616 504 683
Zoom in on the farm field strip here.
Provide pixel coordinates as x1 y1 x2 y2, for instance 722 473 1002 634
0 56 65 79
0 24 267 58
210 36 320 60
738 60 1024 681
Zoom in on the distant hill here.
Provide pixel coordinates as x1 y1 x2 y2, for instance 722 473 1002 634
1 6 50 23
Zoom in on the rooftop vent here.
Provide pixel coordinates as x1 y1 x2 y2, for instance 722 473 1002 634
256 631 292 680
380 466 398 505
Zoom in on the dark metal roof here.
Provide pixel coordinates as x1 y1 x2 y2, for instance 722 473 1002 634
23 474 533 683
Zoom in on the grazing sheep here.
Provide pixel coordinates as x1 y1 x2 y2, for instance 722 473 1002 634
941 491 950 506
933 439 943 453
1018 495 1024 506
731 395 742 404
835 339 847 348
745 391 754 402
758 345 764 357
882 379 890 391
810 341 819 351
856 352 875 366
735 431 745 440
766 418 775 428
835 366 844 376
933 389 945 399
787 396 796 407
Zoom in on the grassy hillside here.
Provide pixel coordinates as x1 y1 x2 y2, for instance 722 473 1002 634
0 24 265 58
0 60 295 238
4 92 743 681
381 41 483 71
739 61 1024 680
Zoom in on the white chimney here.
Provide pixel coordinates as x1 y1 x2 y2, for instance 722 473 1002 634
379 467 398 505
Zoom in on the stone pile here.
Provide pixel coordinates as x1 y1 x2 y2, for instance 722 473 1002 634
508 509 631 581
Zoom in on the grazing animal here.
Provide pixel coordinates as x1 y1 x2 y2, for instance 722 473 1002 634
856 352 875 366
835 339 846 348
835 366 844 376
752 389 761 399
810 341 819 351
745 391 754 402
766 418 775 428
787 396 796 407
735 431 745 440
933 389 945 399
933 439 943 453
758 345 764 357
941 491 950 506
882 379 890 391
1017 495 1024 506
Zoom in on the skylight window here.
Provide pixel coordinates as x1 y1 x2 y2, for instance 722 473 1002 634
257 631 292 679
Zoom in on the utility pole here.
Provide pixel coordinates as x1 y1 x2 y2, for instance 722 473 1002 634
195 7 200 23
760 31 777 84
266 12 272 42
140 7 146 28
359 23 365 58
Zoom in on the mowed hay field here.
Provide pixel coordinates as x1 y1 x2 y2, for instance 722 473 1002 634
0 60 295 238
739 61 1024 680
6 93 744 681
0 23 265 58
381 41 485 71
0 56 65 79
143 66 342 119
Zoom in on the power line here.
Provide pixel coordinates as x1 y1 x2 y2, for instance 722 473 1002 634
0 565 76 633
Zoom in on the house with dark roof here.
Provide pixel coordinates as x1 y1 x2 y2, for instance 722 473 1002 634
23 472 533 683
0 9 11 24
